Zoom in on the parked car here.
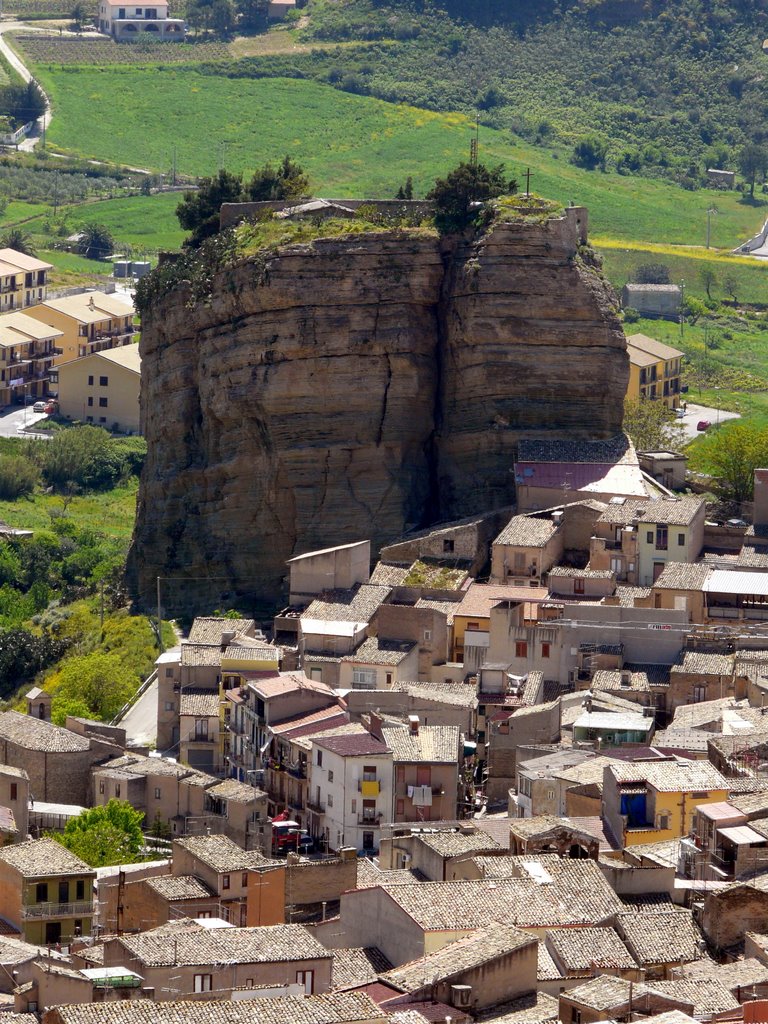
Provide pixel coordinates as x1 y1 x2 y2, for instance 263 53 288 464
32 402 46 413
727 518 748 528
697 420 711 431
44 401 57 414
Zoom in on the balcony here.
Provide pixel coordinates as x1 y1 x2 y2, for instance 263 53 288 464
22 900 93 920
358 779 380 796
306 799 325 814
358 812 383 826
184 734 216 744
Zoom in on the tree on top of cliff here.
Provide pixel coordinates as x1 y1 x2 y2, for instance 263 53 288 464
246 155 309 202
427 161 516 235
176 169 244 248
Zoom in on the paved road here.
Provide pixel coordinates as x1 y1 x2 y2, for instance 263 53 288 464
0 22 51 151
0 404 51 438
119 677 158 748
677 401 740 442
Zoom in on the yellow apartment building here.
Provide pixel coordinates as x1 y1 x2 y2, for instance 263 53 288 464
626 332 683 409
0 248 52 312
25 290 134 366
0 311 63 407
55 343 140 432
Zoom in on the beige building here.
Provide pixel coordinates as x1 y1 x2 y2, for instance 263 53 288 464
56 344 140 433
379 721 461 823
26 291 134 367
0 249 51 312
491 514 564 586
0 838 95 945
102 923 332 999
626 332 683 409
0 311 62 408
98 0 186 39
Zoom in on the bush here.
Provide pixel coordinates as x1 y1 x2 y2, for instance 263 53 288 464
42 426 124 491
0 454 39 499
634 263 671 284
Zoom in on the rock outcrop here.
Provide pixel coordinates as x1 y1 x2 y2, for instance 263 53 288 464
128 208 628 613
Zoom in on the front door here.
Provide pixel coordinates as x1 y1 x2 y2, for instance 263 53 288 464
45 921 61 945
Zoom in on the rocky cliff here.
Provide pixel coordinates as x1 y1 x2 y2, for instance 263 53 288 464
127 208 628 613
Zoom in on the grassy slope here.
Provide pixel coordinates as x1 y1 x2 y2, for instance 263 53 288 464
25 65 768 248
0 478 138 537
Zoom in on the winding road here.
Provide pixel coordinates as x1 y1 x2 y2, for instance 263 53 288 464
0 21 53 150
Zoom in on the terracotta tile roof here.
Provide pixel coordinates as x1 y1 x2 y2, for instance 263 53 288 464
173 835 275 872
145 875 214 901
537 942 562 982
250 672 335 699
341 637 416 666
454 582 548 619
380 724 459 763
607 759 728 793
617 910 701 966
0 710 89 752
270 706 347 738
331 947 392 990
187 618 256 643
674 956 768 989
494 515 559 547
646 980 739 1014
671 650 734 675
48 992 383 1024
369 562 411 587
391 681 477 709
204 778 265 804
119 924 330 967
653 562 712 590
414 598 459 623
476 992 559 1024
180 645 223 668
378 859 622 928
597 496 704 527
562 975 636 1010
518 436 633 465
179 691 220 717
0 837 93 877
381 923 535 991
314 733 390 757
304 584 391 623
549 566 614 579
545 926 636 972
415 830 501 858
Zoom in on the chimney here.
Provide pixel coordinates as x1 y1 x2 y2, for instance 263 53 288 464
754 469 768 529
368 711 384 741
408 714 420 736
220 630 236 651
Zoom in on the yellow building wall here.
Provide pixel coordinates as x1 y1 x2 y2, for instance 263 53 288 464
623 787 729 846
24 306 81 364
452 614 489 662
57 354 140 432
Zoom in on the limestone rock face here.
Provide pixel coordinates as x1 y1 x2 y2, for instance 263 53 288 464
128 213 627 613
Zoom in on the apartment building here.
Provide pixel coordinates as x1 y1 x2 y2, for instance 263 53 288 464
626 332 683 409
307 732 393 854
0 248 51 312
0 310 62 407
56 344 140 432
26 291 134 366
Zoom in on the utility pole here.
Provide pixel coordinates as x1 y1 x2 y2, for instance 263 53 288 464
172 144 177 186
156 576 164 653
52 170 59 216
525 167 532 197
679 279 685 341
706 205 718 249
469 112 479 166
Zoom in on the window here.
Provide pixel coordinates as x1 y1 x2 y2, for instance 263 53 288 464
467 621 480 631
693 685 706 703
118 6 125 14
646 531 653 544
363 766 377 780
115 783 121 797
87 375 94 385
477 730 486 743
351 799 356 813
547 789 555 800
193 975 212 993
655 525 668 550
328 770 334 783
541 642 551 658
515 641 528 658
362 831 374 850
164 700 174 711
99 376 108 386
352 667 376 688
396 799 405 815
36 882 48 903
296 970 314 995
87 396 93 407
656 812 670 829
396 765 405 784
154 787 161 799
317 750 323 767
443 539 454 553
9 783 16 801
194 719 208 740
76 879 85 900
165 667 174 677
222 874 230 890
423 629 432 642
310 667 323 681
242 872 248 887
574 578 585 595
99 416 107 424
678 532 686 546
99 781 105 794
327 793 333 807
99 397 108 408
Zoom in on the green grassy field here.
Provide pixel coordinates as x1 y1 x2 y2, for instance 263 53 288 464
21 63 768 249
601 246 768 307
0 477 138 538
66 193 185 252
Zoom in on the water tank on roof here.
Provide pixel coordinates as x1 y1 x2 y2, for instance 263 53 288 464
131 261 151 278
113 261 131 278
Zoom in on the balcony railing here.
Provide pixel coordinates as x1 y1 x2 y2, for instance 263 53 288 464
22 900 93 919
306 800 325 814
358 813 383 826
184 734 215 744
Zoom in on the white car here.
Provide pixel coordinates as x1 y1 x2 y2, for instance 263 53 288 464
32 402 46 413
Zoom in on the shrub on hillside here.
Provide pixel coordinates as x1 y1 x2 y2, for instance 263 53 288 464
0 454 39 499
41 426 139 491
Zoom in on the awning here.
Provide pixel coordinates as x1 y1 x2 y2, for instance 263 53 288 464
718 825 768 845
